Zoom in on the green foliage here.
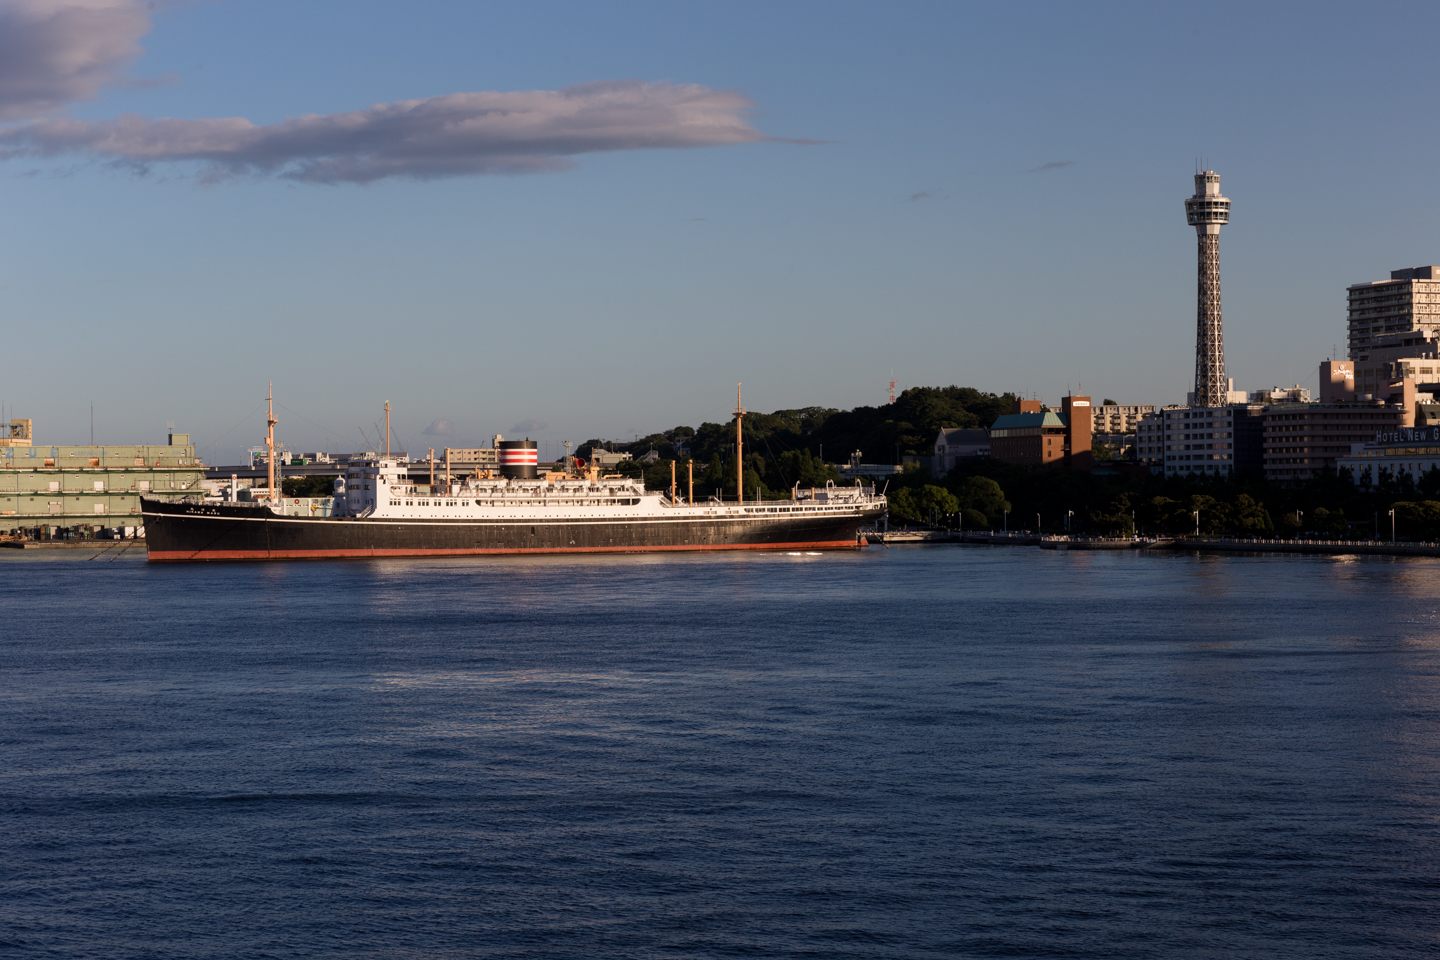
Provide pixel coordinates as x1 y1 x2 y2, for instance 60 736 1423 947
917 484 960 517
888 484 962 525
1087 494 1134 535
953 476 1010 523
1391 501 1440 540
960 508 989 530
771 449 842 489
887 488 920 521
281 475 337 498
1419 467 1440 500
813 386 1014 460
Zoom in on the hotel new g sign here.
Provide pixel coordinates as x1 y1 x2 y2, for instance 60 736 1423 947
1377 426 1440 444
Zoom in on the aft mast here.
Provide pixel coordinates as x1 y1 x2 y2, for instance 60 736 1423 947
265 383 277 500
735 383 745 504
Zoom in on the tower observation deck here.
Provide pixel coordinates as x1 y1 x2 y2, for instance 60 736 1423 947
1185 171 1231 407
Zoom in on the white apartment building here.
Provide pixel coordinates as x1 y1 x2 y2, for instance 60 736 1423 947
1162 406 1237 477
1091 404 1157 435
1348 266 1440 361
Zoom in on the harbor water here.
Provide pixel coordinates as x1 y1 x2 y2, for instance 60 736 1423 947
2 547 1438 957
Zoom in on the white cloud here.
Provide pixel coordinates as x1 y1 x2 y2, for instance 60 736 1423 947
0 80 771 184
422 419 455 436
0 0 151 121
509 419 547 433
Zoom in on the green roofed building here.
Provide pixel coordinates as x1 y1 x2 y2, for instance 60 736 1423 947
988 396 1094 468
0 419 205 536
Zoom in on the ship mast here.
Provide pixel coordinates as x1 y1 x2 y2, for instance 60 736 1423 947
734 382 745 504
266 382 277 500
384 401 390 460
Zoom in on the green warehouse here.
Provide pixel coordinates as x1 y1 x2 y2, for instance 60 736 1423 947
1 419 206 537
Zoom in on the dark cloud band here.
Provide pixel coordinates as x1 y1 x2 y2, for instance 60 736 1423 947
0 80 770 184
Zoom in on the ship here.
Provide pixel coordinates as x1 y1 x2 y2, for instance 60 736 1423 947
141 387 886 562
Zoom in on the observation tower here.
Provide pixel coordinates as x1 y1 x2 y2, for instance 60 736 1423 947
1185 170 1231 407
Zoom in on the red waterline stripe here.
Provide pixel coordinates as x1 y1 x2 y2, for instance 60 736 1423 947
146 540 866 562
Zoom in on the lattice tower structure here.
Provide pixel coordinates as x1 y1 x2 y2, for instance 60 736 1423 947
1185 171 1231 407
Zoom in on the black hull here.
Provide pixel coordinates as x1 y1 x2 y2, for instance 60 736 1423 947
141 498 879 562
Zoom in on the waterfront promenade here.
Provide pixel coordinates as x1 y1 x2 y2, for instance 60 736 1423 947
878 530 1440 558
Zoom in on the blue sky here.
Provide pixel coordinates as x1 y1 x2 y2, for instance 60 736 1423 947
4 1 1440 462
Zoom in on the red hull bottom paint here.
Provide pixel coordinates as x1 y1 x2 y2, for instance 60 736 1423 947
147 540 867 562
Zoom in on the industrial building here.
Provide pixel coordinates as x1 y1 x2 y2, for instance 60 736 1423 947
0 420 206 536
1347 266 1440 361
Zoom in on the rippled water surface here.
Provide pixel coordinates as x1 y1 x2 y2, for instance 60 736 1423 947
2 546 1438 958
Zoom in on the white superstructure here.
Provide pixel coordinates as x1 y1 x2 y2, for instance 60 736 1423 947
331 459 882 523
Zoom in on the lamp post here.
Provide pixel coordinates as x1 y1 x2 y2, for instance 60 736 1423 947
1193 510 1200 538
1066 509 1074 532
1003 509 1009 534
1036 512 1041 535
1297 509 1303 538
1390 507 1396 542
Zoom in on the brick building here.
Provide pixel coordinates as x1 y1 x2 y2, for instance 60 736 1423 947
989 396 1092 468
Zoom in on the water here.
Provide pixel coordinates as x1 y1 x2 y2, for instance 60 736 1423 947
2 547 1438 958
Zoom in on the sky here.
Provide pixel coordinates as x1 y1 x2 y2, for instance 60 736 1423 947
5 0 1440 463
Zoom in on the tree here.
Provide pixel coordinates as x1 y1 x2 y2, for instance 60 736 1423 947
1230 494 1273 535
888 485 959 524
953 476 1010 523
1087 495 1135 535
887 488 920 522
1391 500 1440 540
772 449 841 490
282 475 338 498
960 508 989 530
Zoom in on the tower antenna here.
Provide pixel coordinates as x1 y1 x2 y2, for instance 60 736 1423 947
889 370 897 405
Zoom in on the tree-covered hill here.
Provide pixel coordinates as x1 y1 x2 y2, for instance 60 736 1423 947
582 386 1018 471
